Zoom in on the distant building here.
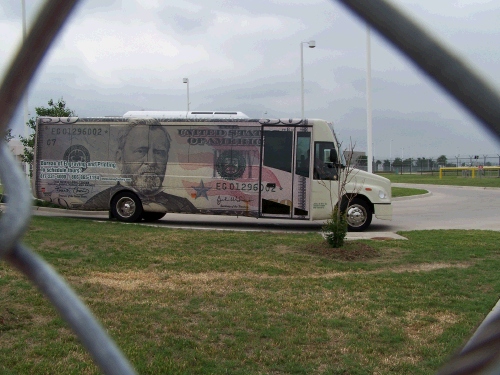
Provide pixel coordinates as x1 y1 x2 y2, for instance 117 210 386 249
343 150 366 166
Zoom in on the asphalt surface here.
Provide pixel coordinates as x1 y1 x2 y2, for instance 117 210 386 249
387 183 500 232
7 183 499 239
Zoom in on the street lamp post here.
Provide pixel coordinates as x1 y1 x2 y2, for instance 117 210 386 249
22 0 30 180
366 26 373 173
300 40 315 118
389 139 393 171
182 78 189 112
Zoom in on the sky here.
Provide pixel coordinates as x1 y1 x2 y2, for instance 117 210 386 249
1 0 500 160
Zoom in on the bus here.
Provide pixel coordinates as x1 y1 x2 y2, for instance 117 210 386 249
123 110 249 120
33 116 392 231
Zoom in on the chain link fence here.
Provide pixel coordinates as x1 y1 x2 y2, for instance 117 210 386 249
0 1 137 374
354 154 500 176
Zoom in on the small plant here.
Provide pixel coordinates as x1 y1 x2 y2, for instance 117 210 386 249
318 139 363 248
322 205 348 248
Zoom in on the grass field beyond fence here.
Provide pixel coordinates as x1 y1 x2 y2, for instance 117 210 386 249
1 217 499 374
392 187 428 198
381 173 500 188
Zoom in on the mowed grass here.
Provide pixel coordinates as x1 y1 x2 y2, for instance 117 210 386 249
392 187 428 198
1 217 499 374
381 172 500 188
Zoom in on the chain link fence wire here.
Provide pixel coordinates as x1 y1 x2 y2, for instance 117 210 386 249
0 0 136 374
1 0 499 374
335 1 500 374
354 155 500 175
335 0 500 140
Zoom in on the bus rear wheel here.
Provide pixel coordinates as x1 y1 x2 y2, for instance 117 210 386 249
345 197 372 232
142 212 166 222
111 192 143 222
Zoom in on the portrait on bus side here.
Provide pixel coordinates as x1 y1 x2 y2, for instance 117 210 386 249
81 118 198 213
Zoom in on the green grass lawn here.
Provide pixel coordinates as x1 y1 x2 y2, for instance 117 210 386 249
392 186 428 198
1 217 499 374
381 172 500 188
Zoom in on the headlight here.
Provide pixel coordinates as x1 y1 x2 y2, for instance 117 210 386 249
378 190 387 199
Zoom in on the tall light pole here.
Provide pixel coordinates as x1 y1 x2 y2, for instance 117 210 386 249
183 78 189 112
300 40 315 118
22 0 30 179
390 139 393 171
366 26 373 173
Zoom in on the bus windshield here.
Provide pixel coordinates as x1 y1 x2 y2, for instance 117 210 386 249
313 142 339 180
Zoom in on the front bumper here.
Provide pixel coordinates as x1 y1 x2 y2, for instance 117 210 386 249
374 203 392 221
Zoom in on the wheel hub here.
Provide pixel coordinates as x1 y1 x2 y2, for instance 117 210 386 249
117 197 136 218
347 205 366 227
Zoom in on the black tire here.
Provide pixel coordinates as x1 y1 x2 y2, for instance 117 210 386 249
141 211 166 222
345 197 372 232
110 191 143 222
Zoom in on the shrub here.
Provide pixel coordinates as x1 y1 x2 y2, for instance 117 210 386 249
322 205 348 248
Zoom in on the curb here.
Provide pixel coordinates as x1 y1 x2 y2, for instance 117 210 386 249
32 205 107 216
391 184 432 201
392 183 500 191
346 232 407 240
0 203 108 217
392 191 432 201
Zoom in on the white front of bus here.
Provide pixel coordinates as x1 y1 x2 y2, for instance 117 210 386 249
309 120 392 230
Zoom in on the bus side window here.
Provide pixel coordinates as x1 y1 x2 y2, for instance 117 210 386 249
295 132 311 177
263 131 293 172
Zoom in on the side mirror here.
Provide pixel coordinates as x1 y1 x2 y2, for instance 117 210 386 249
329 148 338 163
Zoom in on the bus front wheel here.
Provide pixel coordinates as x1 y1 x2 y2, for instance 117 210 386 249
345 198 372 232
111 192 143 222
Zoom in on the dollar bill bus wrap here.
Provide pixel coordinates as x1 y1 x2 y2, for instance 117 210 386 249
33 116 392 231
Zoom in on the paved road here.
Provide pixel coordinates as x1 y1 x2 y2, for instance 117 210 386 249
376 184 500 232
25 184 499 236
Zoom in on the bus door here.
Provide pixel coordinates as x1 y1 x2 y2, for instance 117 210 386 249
259 124 312 219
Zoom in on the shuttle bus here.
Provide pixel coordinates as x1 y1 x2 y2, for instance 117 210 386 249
33 116 392 231
123 110 249 120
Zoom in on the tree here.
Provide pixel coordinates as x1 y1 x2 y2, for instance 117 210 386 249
321 140 363 248
392 157 402 167
383 159 391 171
416 157 425 171
20 98 76 176
437 155 447 166
3 128 14 143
